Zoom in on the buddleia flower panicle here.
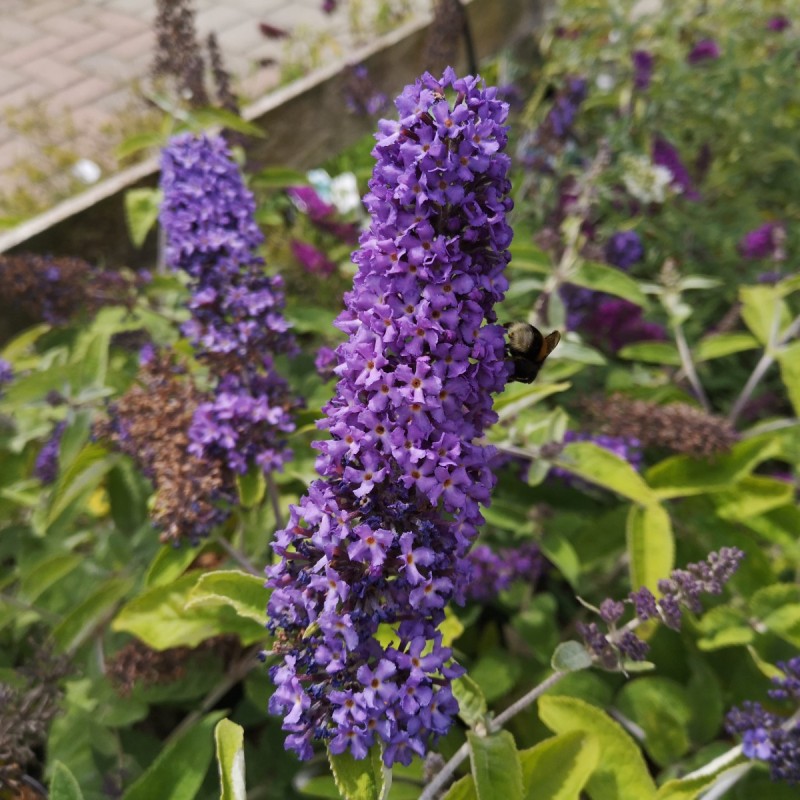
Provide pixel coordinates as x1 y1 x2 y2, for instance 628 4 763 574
266 67 513 766
464 541 544 602
577 547 745 669
34 421 66 485
97 353 235 544
160 132 300 477
726 656 800 785
581 393 738 458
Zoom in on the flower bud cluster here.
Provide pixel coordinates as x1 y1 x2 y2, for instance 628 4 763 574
578 547 745 669
160 133 299 477
266 68 513 766
726 656 800 785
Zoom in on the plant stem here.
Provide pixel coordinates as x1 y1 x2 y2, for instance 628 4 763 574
216 535 261 577
673 322 711 412
165 648 260 745
267 472 284 532
419 670 568 800
729 312 800 425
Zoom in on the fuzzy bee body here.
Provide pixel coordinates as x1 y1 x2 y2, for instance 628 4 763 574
504 322 561 383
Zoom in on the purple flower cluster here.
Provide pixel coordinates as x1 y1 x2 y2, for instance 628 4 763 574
582 297 667 353
546 77 588 139
266 68 513 766
287 185 359 244
579 547 745 669
768 15 791 32
549 430 643 487
687 38 721 64
652 137 700 200
314 346 338 381
34 421 66 485
632 50 654 91
160 133 298 476
290 240 337 277
738 221 784 260
726 656 800 785
605 230 644 270
464 542 544 602
0 359 12 395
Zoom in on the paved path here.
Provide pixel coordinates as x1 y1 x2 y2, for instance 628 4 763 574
0 0 426 213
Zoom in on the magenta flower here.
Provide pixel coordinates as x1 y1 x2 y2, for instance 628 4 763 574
767 15 791 32
290 239 337 276
738 221 784 260
687 38 721 64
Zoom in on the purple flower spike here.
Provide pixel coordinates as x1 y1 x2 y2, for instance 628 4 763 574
266 68 513 766
632 50 654 90
605 230 644 270
160 133 299 476
652 137 700 200
687 38 721 64
738 222 784 260
767 15 791 32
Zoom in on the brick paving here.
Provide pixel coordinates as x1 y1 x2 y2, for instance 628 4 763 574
0 0 427 209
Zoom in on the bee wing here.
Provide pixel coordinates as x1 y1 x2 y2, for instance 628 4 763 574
538 330 561 360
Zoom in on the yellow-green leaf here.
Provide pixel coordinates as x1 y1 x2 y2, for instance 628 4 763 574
519 731 600 800
626 504 674 593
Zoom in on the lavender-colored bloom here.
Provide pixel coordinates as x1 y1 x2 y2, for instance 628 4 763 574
0 358 12 394
314 346 338 381
322 0 337 12
35 421 66 485
687 38 721 64
266 68 513 766
739 222 784 260
160 133 298 476
464 542 544 602
632 50 654 90
605 230 644 270
546 77 588 139
727 658 800 785
582 297 667 353
581 548 744 669
652 136 700 200
767 15 791 32
290 239 337 276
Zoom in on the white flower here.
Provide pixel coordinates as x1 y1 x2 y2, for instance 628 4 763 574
621 154 675 204
72 158 101 184
329 172 361 214
306 168 333 202
596 73 616 92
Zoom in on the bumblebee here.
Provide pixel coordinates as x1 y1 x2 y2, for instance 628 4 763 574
503 322 561 384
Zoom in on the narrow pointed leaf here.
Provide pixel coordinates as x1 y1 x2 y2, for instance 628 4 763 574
216 719 246 800
468 730 523 800
626 503 674 593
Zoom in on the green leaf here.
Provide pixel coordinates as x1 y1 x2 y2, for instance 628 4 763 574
646 435 781 499
470 648 522 703
116 130 167 159
655 774 721 800
551 642 593 673
236 466 267 509
570 261 648 307
617 342 681 366
740 285 789 344
145 543 202 588
696 606 754 651
442 775 478 800
519 731 600 800
107 460 151 534
123 712 225 800
284 305 338 335
495 381 572 421
50 760 86 800
52 576 134 652
125 188 162 248
47 443 119 526
113 572 266 649
452 675 488 728
616 678 693 766
540 530 580 588
468 730 523 800
538 695 657 800
19 553 82 602
777 340 800 416
216 719 246 800
714 476 794 521
552 442 657 505
0 323 50 360
626 503 674 593
694 333 759 362
186 570 268 624
189 107 265 137
327 744 386 800
252 166 308 188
